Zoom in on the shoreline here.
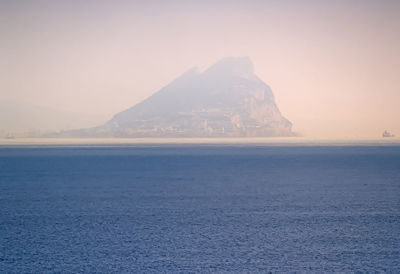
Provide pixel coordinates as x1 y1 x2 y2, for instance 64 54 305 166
1 137 400 147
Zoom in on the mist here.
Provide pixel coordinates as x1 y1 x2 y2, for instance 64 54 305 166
1 0 399 138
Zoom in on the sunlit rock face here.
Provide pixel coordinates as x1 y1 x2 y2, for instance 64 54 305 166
68 57 294 137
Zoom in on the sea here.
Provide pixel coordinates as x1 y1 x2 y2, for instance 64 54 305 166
0 143 399 272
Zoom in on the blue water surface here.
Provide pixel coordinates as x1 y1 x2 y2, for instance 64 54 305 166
0 145 399 272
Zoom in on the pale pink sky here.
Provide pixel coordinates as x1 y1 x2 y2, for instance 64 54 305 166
1 0 399 138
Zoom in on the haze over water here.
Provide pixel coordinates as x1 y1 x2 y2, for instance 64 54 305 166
1 1 400 272
1 0 400 138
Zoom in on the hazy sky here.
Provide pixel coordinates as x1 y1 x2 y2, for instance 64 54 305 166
1 0 399 138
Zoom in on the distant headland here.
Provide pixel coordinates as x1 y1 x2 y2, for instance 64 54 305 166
54 57 295 138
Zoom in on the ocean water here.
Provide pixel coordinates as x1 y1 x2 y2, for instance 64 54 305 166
0 145 399 272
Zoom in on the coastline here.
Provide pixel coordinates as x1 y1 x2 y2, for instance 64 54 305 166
1 137 399 147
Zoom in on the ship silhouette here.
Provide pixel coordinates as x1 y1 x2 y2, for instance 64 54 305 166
382 130 395 138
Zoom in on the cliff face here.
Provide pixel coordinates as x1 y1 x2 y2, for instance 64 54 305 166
63 57 294 137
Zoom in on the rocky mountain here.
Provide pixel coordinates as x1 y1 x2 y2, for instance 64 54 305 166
60 57 294 137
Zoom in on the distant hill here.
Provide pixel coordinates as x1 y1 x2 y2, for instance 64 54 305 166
0 100 105 138
57 57 295 137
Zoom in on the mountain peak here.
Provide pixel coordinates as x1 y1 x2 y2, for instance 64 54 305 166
204 56 254 77
57 57 294 138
